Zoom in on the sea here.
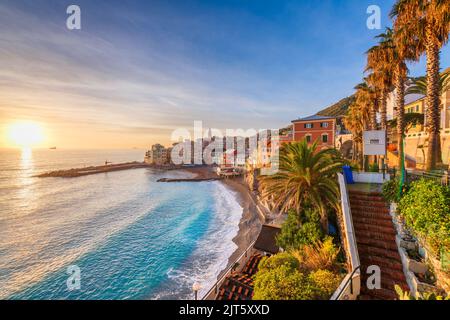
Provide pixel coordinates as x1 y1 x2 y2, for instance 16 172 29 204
0 148 242 300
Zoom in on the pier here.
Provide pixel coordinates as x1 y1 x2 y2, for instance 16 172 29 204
36 162 151 178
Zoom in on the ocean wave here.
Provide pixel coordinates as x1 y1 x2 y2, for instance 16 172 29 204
149 181 242 300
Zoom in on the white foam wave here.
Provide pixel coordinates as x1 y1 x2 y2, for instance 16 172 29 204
152 181 242 300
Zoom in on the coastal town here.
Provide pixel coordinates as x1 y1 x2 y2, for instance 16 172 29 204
139 67 450 301
1 0 450 308
145 76 450 172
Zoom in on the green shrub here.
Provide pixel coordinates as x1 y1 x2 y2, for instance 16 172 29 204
258 252 300 271
253 261 342 300
254 240 343 300
368 163 379 173
398 179 450 253
308 269 342 300
291 236 341 273
395 285 450 300
253 265 317 300
276 209 323 250
382 178 400 203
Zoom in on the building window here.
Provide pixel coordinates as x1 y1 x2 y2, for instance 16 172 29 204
320 122 329 128
304 123 313 129
416 106 419 112
305 135 312 143
322 134 328 143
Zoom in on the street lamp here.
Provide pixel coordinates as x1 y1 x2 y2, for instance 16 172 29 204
192 282 202 300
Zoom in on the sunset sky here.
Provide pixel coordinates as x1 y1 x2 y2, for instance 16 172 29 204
1 0 449 149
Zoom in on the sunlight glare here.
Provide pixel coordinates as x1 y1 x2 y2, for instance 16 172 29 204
7 121 45 148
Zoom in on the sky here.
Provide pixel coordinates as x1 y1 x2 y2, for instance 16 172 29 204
0 0 449 149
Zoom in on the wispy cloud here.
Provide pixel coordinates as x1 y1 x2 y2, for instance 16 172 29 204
0 0 448 148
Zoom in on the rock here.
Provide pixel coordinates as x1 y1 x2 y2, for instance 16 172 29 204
409 260 428 275
400 239 417 250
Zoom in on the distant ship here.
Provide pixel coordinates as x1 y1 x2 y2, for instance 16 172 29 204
49 147 57 150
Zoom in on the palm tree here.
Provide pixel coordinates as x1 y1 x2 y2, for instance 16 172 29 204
370 28 418 168
406 69 450 96
258 140 344 233
344 100 368 168
366 39 396 130
391 0 450 170
355 81 378 130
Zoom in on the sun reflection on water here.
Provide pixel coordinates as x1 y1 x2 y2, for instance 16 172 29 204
17 147 35 205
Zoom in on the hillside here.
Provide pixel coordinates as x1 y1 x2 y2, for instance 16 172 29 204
316 95 355 117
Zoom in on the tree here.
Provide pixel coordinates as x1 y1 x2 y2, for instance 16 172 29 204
344 100 369 168
354 81 378 131
276 209 323 250
406 69 450 96
391 0 450 170
258 141 344 233
366 70 393 130
388 112 425 132
366 38 396 130
370 28 419 168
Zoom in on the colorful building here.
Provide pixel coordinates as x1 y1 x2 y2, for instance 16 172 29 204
385 79 450 166
291 115 336 149
145 143 171 165
404 97 426 133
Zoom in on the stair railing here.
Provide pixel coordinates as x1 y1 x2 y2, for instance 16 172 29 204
331 173 361 300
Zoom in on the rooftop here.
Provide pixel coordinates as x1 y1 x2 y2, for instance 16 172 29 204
292 114 335 122
253 225 281 254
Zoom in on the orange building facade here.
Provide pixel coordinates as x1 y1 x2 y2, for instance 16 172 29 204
291 115 336 149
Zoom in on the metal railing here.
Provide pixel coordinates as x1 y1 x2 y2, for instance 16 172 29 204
202 240 257 300
331 173 361 300
390 168 449 187
333 265 361 299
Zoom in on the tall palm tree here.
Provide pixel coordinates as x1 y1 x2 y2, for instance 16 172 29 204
355 81 378 130
406 69 450 95
344 100 369 168
391 0 450 170
366 40 396 130
367 71 392 130
371 28 418 168
259 140 344 233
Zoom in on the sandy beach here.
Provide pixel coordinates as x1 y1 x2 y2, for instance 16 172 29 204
182 166 264 275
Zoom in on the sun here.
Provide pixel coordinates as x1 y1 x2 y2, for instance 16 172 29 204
6 121 46 148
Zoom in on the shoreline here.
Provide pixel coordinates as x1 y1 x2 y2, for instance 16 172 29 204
181 166 264 280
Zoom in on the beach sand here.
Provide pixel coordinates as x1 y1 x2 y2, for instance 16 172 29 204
182 166 264 276
221 177 264 266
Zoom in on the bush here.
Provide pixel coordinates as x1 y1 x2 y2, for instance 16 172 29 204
276 209 323 250
398 179 450 253
290 237 341 273
253 240 343 300
382 178 401 203
258 252 300 271
368 163 379 173
253 265 317 300
253 258 342 300
308 269 342 300
382 177 409 203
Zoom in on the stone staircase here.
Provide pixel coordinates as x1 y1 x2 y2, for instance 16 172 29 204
349 190 410 300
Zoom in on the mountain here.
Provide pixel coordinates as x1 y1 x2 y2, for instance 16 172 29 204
316 95 355 118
